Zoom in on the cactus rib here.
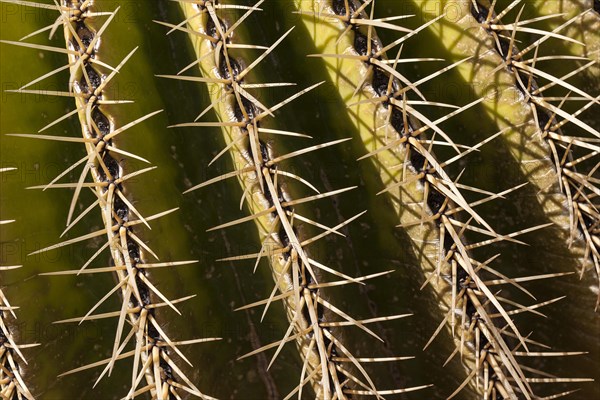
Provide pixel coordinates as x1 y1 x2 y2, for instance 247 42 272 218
160 1 429 397
0 1 219 398
295 0 592 397
463 0 600 309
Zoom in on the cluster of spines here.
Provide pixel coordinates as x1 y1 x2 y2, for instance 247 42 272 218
469 0 600 310
300 0 592 398
158 0 431 397
0 168 37 400
0 1 218 398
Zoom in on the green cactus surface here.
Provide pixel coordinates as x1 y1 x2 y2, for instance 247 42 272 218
0 0 599 399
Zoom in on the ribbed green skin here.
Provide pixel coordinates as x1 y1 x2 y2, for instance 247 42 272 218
0 0 599 399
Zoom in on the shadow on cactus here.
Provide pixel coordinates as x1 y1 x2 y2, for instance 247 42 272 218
0 0 599 399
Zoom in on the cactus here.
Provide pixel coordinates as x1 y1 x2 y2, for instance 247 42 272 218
0 0 599 399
